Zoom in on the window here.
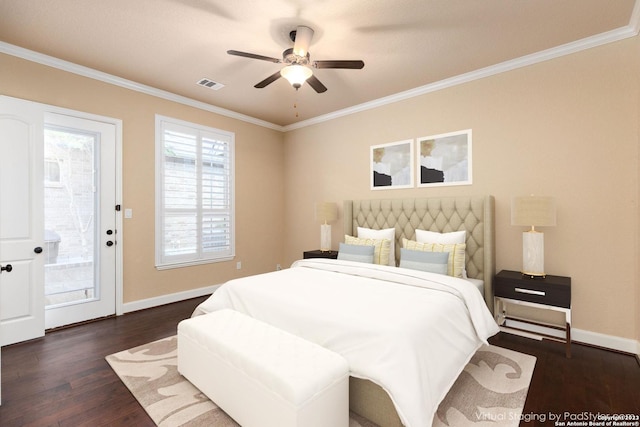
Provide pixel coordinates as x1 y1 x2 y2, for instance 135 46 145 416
44 159 62 186
155 115 235 269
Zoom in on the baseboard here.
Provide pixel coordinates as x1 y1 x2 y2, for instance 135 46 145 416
122 284 220 314
503 319 640 356
572 329 639 355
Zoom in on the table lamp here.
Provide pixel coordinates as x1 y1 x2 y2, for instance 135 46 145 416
315 202 337 252
511 196 556 278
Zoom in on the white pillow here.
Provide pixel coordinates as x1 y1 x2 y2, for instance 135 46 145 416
357 227 396 266
415 229 466 244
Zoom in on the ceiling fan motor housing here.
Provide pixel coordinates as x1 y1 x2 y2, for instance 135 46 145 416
282 48 310 66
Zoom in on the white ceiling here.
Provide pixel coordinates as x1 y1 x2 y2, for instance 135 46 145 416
0 0 638 129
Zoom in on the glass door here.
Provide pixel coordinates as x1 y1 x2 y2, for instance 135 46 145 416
43 113 116 329
43 127 96 307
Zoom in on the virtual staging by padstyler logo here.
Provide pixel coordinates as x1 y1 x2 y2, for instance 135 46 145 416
474 410 639 426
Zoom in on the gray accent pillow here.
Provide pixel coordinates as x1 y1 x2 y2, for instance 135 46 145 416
338 243 375 264
400 248 449 275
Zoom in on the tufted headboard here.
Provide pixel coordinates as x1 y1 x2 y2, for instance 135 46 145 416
343 196 495 310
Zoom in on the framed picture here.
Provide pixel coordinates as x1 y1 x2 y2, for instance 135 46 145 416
416 129 472 187
371 139 414 190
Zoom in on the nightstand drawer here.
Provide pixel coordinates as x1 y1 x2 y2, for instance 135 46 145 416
494 270 571 308
303 250 338 259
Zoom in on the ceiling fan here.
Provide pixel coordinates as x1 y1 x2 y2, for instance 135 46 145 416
227 26 365 93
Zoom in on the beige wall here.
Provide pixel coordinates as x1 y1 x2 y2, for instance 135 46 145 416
2 33 639 345
0 53 286 303
283 36 640 342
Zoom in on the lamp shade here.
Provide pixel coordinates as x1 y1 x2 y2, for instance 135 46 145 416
280 65 313 89
511 196 556 228
315 202 337 224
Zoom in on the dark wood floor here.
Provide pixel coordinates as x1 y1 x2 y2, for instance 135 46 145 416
1 296 638 426
489 334 640 426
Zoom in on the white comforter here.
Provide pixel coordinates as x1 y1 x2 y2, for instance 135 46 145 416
192 259 499 427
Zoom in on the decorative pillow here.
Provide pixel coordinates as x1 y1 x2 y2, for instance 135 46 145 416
415 229 467 277
415 229 466 244
402 238 466 278
337 243 375 264
357 227 396 266
345 235 391 265
400 248 449 275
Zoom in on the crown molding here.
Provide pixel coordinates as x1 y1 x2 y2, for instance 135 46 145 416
2 5 639 135
0 41 284 132
283 21 640 132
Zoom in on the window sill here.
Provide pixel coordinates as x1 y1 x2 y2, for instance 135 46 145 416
155 256 235 270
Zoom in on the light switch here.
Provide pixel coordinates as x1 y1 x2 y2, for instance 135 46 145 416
124 208 133 219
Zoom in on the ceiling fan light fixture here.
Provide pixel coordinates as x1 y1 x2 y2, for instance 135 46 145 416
280 65 313 89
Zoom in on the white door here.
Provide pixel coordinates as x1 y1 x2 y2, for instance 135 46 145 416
0 96 121 344
43 112 117 329
0 96 46 346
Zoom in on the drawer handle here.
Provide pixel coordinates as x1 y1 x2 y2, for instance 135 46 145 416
515 287 546 296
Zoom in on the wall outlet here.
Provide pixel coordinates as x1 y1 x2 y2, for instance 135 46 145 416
276 264 281 271
236 261 241 270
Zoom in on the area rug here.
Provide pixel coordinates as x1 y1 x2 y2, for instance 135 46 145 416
106 336 536 427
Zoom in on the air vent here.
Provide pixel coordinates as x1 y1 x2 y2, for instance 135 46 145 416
197 78 225 90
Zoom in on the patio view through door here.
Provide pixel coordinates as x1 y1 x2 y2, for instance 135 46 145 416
43 112 117 330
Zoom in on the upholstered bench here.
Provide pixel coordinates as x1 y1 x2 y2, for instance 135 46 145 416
177 309 350 427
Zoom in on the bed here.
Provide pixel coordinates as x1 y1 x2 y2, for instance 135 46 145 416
343 196 496 310
193 196 498 427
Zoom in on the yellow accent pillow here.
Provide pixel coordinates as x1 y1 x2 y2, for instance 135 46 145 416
402 238 466 278
345 235 391 266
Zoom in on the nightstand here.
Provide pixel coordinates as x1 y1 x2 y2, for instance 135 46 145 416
303 250 338 259
494 270 572 358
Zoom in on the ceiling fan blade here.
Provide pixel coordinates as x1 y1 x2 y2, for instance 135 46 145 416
227 50 281 63
293 26 314 57
313 60 365 69
254 71 282 88
306 75 327 93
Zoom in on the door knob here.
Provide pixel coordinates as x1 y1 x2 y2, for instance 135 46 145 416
1 264 12 273
106 241 114 247
34 246 43 254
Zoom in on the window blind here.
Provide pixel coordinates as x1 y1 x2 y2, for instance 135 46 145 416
155 116 234 268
